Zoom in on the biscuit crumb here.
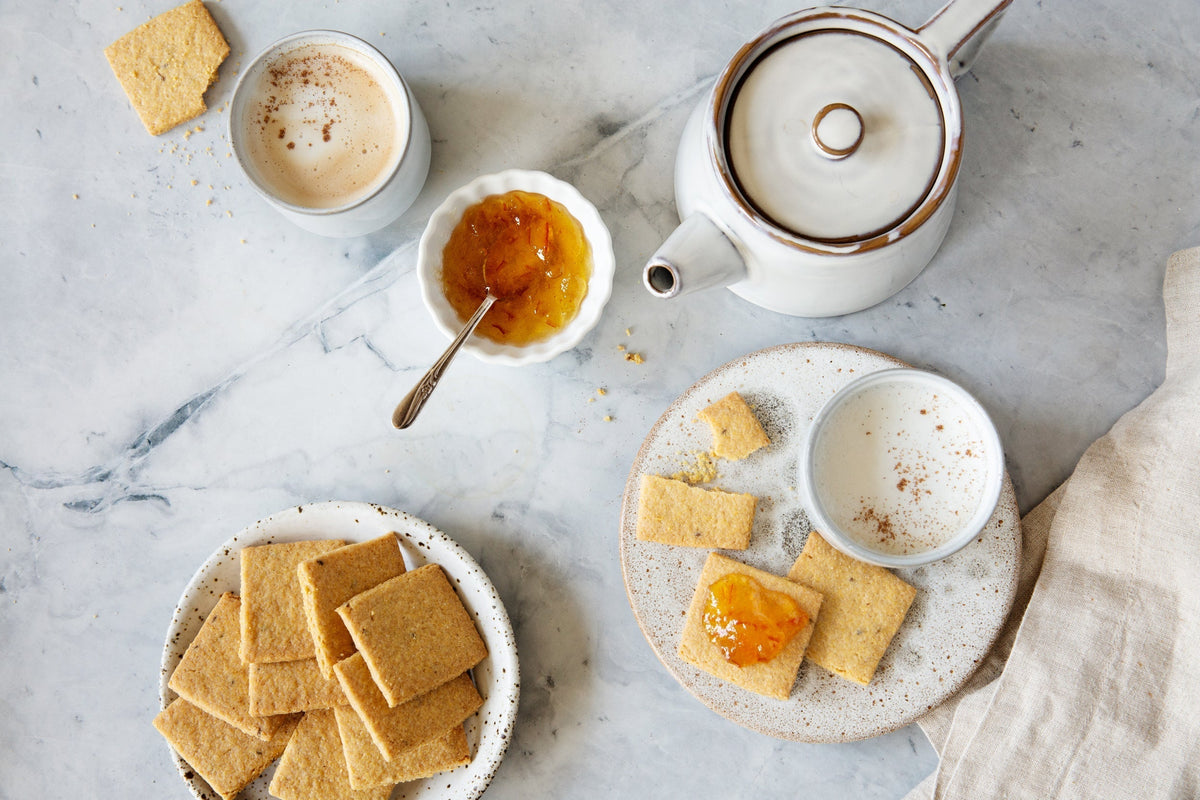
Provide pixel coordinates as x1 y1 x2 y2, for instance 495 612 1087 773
625 327 632 336
597 388 607 396
603 415 613 422
72 193 79 200
624 352 644 364
670 451 719 485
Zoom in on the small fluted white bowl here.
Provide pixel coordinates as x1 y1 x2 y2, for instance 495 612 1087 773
417 169 615 365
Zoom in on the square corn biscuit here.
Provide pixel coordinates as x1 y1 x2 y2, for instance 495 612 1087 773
334 707 471 790
334 652 482 760
269 708 393 800
698 391 770 460
167 592 291 740
249 657 347 716
298 533 407 678
153 698 299 800
635 474 756 549
787 532 917 685
337 564 488 708
678 552 823 700
104 0 229 135
241 539 345 664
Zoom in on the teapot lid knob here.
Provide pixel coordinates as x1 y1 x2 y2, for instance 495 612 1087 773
812 103 864 160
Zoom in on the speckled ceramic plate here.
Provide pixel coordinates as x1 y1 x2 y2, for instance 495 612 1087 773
619 342 1020 742
159 501 520 800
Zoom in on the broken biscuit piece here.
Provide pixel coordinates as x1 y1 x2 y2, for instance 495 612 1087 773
698 391 770 460
635 474 756 549
104 0 229 135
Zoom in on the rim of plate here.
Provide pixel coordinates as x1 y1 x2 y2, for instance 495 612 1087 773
416 169 615 366
158 501 520 800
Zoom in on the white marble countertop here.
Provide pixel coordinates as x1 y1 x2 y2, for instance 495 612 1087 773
2 0 1198 797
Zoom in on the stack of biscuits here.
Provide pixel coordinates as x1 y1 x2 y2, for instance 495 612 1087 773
153 534 487 800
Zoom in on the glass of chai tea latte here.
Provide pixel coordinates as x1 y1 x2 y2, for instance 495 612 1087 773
230 31 431 237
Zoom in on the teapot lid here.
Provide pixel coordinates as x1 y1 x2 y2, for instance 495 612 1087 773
724 28 946 243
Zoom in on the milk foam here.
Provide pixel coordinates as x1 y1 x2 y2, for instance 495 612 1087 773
241 43 406 209
812 379 989 555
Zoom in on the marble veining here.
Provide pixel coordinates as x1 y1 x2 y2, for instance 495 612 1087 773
2 0 1199 797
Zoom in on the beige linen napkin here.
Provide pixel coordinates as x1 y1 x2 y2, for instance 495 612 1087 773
906 246 1200 800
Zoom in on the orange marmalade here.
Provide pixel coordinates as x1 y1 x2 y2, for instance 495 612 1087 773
440 190 592 346
703 573 808 667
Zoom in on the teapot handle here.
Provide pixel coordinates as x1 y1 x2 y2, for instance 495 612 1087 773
918 0 1013 78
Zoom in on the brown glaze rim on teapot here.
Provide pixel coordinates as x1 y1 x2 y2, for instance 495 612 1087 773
707 6 999 254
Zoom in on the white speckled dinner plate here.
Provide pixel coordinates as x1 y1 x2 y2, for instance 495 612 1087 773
619 342 1020 742
159 501 520 800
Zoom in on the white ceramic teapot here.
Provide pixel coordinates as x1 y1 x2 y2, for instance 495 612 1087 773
643 0 1012 317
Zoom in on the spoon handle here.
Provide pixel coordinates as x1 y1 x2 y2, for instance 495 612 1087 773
392 294 498 429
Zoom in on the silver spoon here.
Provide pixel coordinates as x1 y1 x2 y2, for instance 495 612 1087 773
392 258 536 429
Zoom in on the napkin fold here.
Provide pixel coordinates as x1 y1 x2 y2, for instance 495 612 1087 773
906 246 1200 800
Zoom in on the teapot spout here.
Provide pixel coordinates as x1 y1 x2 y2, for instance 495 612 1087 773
643 213 747 300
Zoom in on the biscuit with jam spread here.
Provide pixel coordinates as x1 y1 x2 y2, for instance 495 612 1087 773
678 552 823 700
